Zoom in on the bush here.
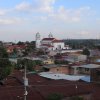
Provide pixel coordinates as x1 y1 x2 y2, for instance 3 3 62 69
47 93 63 100
70 96 84 100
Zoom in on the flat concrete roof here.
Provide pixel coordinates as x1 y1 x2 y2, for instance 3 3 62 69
71 64 100 69
39 72 86 81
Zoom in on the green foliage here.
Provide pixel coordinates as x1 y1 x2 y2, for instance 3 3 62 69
26 60 36 71
36 49 45 55
0 47 12 80
17 59 24 69
0 66 12 80
65 39 99 49
17 41 36 56
13 48 17 54
47 93 63 100
70 96 84 100
0 47 8 58
35 60 42 65
17 59 42 71
82 48 90 56
17 41 24 45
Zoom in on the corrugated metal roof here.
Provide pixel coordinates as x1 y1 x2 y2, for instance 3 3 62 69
39 72 85 81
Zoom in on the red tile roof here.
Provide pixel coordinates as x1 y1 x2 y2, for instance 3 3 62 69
0 70 100 100
42 38 55 41
7 45 26 50
52 40 63 43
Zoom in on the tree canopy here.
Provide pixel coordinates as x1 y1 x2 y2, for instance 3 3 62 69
17 59 42 71
82 48 90 56
0 47 12 80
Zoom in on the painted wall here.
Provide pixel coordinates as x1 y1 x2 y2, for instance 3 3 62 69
49 67 70 74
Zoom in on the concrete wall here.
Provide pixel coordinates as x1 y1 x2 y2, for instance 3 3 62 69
53 42 66 50
49 67 70 74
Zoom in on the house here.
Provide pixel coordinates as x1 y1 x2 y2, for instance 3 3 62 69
90 49 100 57
43 59 54 65
3 42 13 47
6 45 26 54
93 58 100 64
66 54 87 63
71 64 100 75
43 64 70 74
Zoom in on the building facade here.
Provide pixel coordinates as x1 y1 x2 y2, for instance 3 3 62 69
35 33 69 52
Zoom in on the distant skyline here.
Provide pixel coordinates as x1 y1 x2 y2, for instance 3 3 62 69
0 0 100 42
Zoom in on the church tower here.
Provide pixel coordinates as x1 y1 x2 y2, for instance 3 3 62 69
36 32 41 49
48 32 53 38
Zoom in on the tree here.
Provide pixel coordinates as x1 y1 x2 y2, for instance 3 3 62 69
0 47 12 80
36 49 45 55
70 96 84 100
82 48 90 57
46 93 63 100
17 41 24 45
17 59 42 71
26 60 36 71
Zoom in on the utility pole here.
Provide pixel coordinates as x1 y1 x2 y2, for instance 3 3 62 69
24 65 28 100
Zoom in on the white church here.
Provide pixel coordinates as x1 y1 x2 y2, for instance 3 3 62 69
35 32 70 52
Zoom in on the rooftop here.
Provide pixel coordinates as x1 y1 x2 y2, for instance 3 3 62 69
42 38 55 41
52 40 63 43
72 64 100 69
0 70 100 100
39 72 86 81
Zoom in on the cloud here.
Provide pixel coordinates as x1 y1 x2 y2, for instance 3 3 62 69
0 1 93 26
36 0 56 12
80 31 90 35
15 0 56 13
48 6 91 23
0 9 6 16
74 7 91 17
15 2 32 12
0 17 27 25
14 1 92 23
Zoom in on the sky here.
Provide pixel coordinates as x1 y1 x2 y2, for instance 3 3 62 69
0 0 100 42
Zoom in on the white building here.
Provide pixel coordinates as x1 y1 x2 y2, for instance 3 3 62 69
36 32 41 49
35 33 70 52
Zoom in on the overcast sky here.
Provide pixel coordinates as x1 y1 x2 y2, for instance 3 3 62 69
0 0 100 42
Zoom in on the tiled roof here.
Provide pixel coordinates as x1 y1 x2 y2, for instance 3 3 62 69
52 40 64 43
7 45 26 50
0 70 100 100
42 38 55 41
